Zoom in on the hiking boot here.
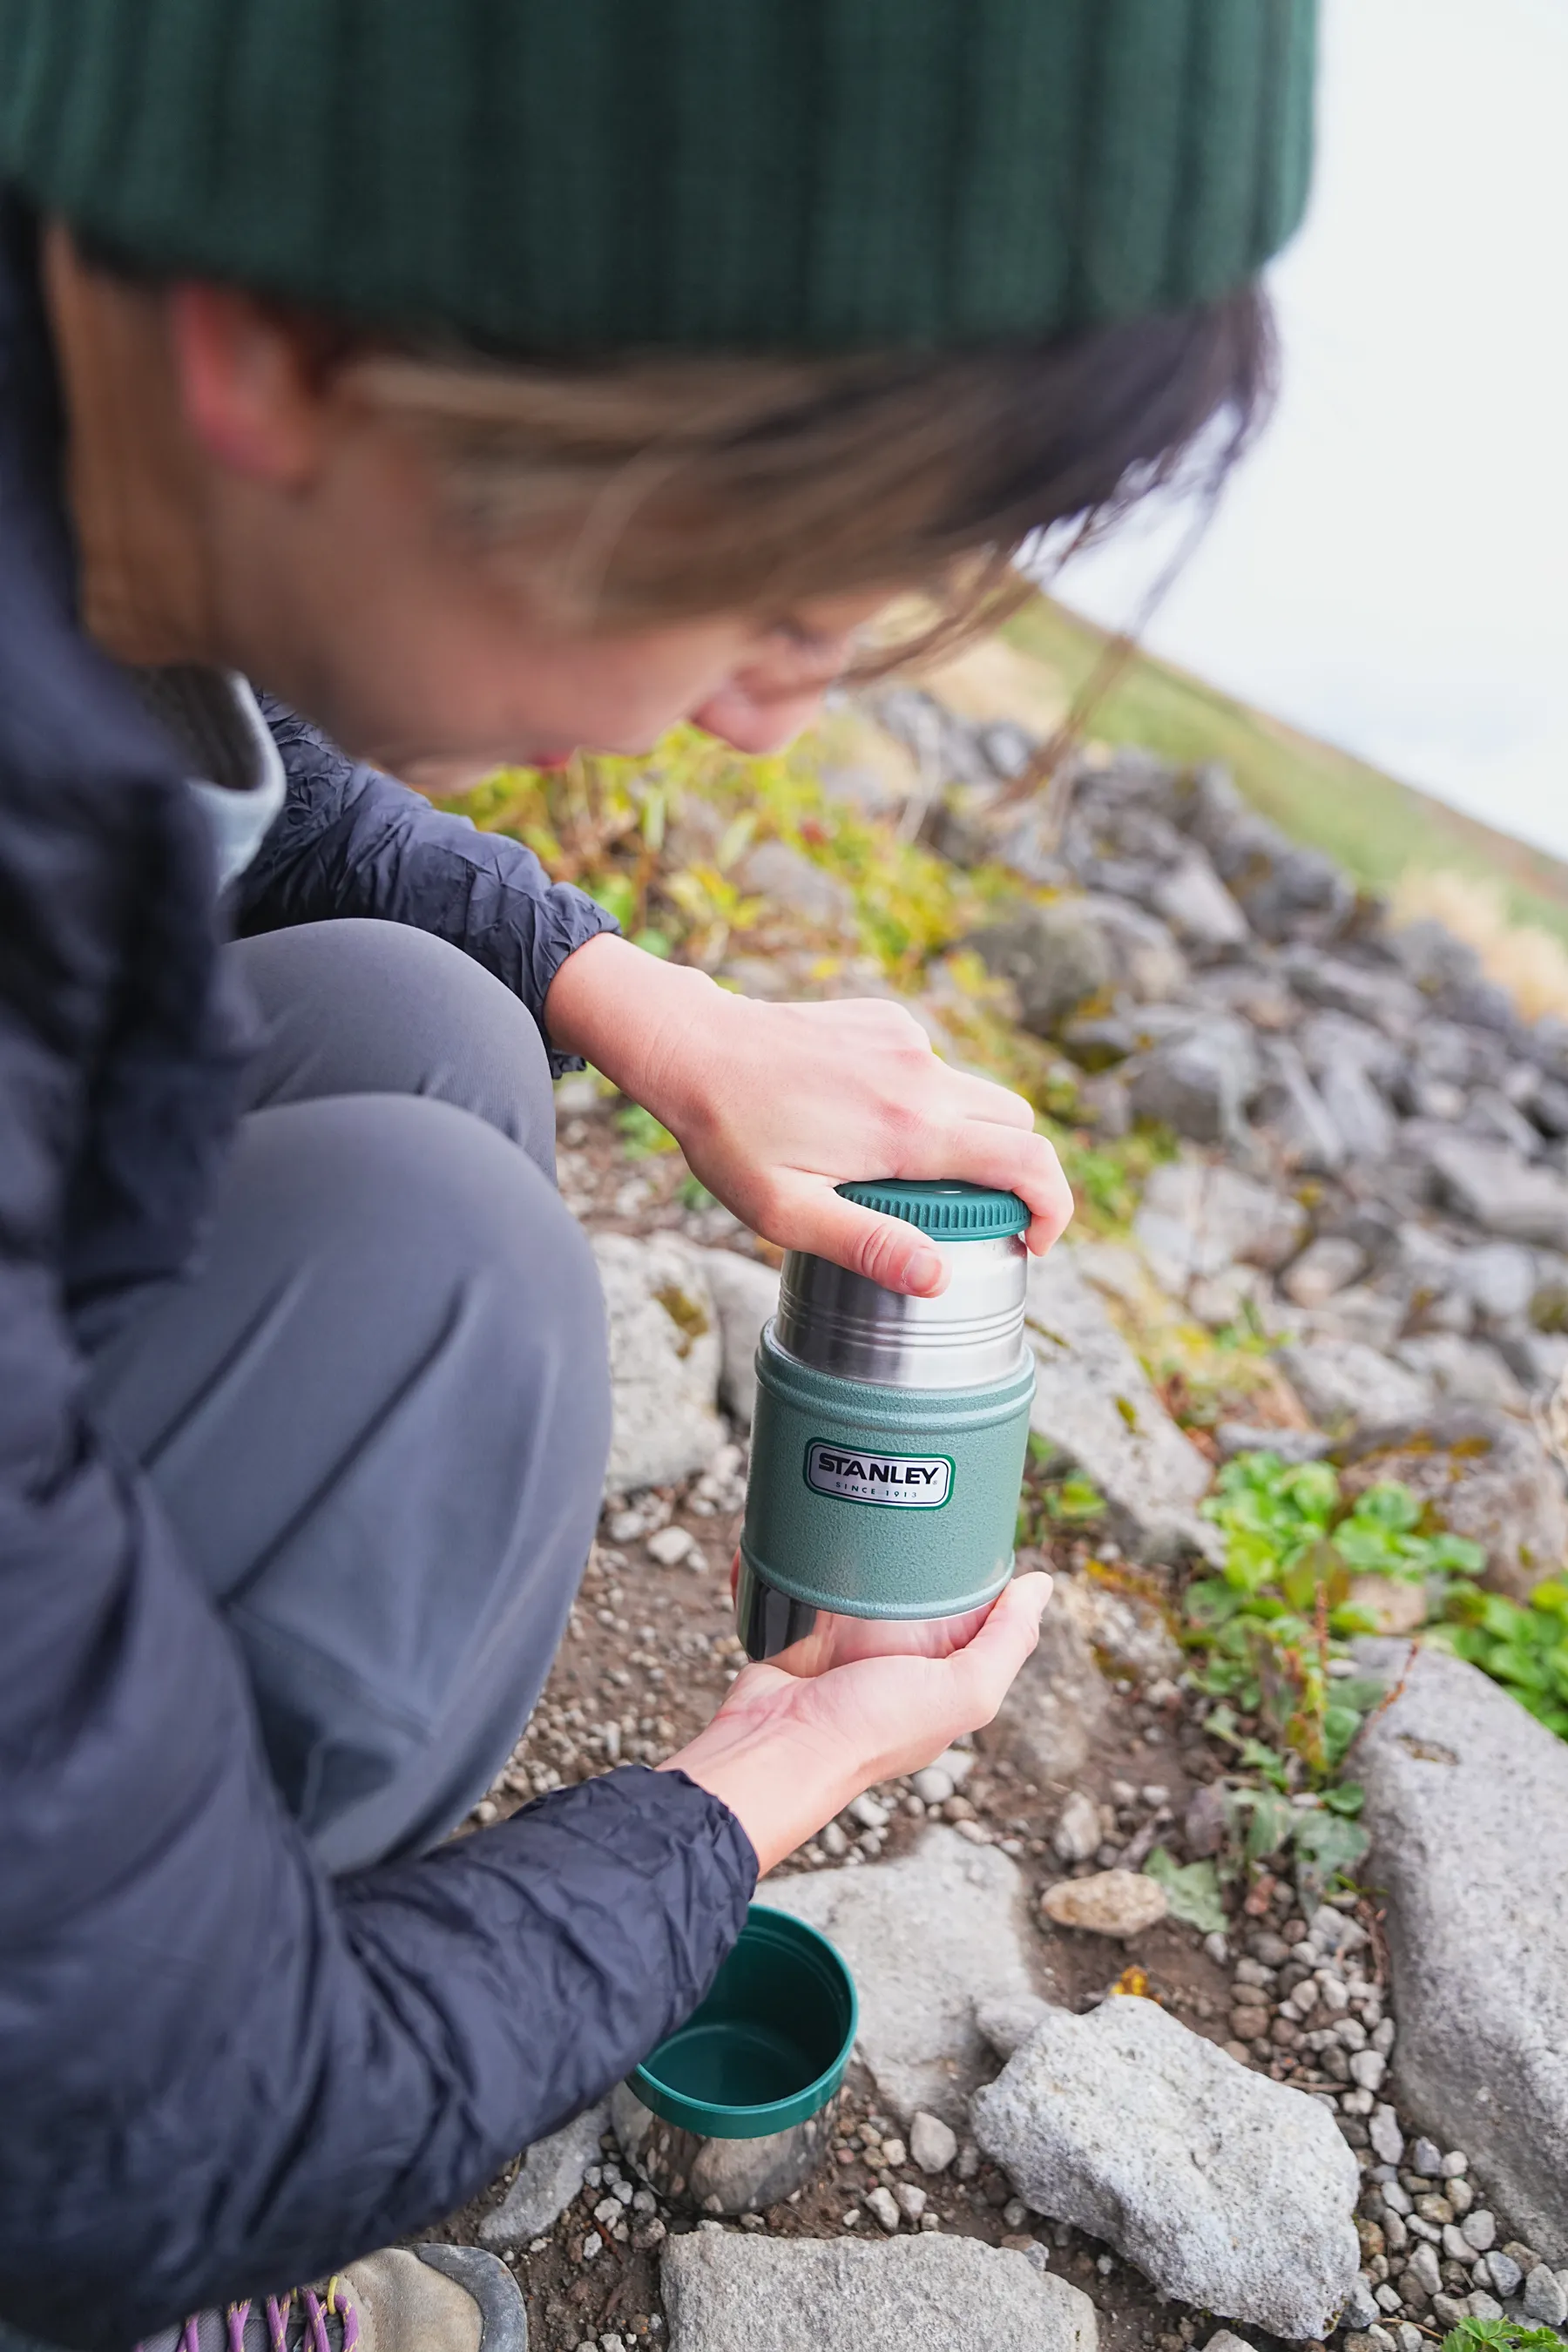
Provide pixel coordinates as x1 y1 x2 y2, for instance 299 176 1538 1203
138 2245 527 2352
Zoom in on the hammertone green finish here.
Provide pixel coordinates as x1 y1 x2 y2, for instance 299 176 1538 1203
740 1328 1034 1620
631 1905 857 2140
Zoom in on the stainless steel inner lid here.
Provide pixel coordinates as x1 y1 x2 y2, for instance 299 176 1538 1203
772 1231 1029 1390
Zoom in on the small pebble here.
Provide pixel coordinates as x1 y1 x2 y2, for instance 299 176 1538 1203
1461 2208 1495 2252
849 1793 889 1832
1002 2199 1029 2230
911 1767 956 1808
1484 2252 1522 2298
645 1525 695 1568
580 2231 603 2262
1464 2293 1504 2322
1410 2137 1443 2178
820 1821 848 1859
866 2186 901 2235
841 2207 861 2231
895 2183 927 2222
1438 2149 1469 2179
910 2111 957 2174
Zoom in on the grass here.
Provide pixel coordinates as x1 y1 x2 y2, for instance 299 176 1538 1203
985 596 1568 951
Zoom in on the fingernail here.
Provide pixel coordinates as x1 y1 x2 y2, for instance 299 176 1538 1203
909 1247 945 1294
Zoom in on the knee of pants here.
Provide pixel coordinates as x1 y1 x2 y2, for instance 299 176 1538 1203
233 918 558 1177
95 1092 612 1847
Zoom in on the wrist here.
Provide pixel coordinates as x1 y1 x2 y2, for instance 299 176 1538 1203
660 1683 859 1876
544 933 722 1119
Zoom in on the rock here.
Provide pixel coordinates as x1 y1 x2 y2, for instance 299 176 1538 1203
1523 2266 1568 2327
1282 950 1423 1034
1216 1423 1329 1464
1424 1134 1568 1249
646 1524 697 1567
1456 1243 1540 1328
1024 1248 1214 1561
1128 1017 1261 1146
478 2100 612 2251
1133 1160 1308 1295
1052 1791 1103 1863
865 2185 902 2234
1053 1571 1185 1684
1277 1340 1434 1433
593 1234 725 1493
1041 1871 1168 1938
910 2112 958 2175
1257 1039 1348 1174
733 839 856 931
1356 1645 1568 2263
1484 2251 1522 2297
975 1997 1055 2065
1283 1236 1369 1309
1183 1782 1230 1858
971 1997 1360 2338
659 2228 1098 2352
1150 854 1252 957
1317 1061 1397 1163
681 1247 779 1427
1334 1410 1568 1600
990 1590 1112 1785
767 1828 1041 2126
967 901 1117 1036
1345 1573 1427 1636
1369 2105 1405 2166
1394 1334 1529 1416
1204 2335 1259 2352
1409 2134 1443 2178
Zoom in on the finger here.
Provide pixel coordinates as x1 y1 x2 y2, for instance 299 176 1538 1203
768 1181 952 1296
917 1122 1074 1254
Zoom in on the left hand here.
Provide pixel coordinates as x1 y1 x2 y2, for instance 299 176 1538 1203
545 935 1073 1294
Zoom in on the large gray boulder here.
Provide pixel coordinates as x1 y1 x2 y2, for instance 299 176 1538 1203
679 1244 779 1428
971 1997 1361 2340
1024 1247 1214 1561
661 2228 1098 2352
766 1828 1041 2126
592 1234 725 1493
970 896 1186 1037
1356 1643 1568 2261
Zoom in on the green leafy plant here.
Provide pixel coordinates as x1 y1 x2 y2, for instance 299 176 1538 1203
1187 1452 1483 1784
1439 2321 1566 2352
1433 1578 1568 1738
1144 1848 1227 1935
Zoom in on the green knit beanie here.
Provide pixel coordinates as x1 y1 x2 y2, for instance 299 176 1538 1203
0 0 1315 352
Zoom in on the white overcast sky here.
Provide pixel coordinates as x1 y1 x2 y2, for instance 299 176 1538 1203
1054 0 1568 860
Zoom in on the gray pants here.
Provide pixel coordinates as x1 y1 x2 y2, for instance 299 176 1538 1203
84 918 611 1875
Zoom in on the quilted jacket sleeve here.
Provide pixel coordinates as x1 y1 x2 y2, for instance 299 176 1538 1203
233 698 618 1074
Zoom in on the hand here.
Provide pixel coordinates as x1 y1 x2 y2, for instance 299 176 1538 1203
659 1572 1051 1875
544 935 1073 1295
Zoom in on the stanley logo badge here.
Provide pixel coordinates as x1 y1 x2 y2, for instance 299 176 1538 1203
805 1442 952 1509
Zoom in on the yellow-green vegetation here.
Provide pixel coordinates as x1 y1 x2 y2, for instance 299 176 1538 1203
1002 596 1568 950
1431 1580 1568 1740
444 724 1169 1233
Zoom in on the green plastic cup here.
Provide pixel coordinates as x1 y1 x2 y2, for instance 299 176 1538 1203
612 1906 857 2213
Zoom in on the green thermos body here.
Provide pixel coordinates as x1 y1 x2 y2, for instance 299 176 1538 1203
736 1182 1036 1661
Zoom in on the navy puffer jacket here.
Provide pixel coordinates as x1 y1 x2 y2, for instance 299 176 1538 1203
0 198 754 2349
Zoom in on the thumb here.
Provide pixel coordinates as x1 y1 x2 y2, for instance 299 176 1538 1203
946 1571 1053 1717
773 1180 950 1296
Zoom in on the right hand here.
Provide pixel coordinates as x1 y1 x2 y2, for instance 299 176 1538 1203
660 1571 1051 1874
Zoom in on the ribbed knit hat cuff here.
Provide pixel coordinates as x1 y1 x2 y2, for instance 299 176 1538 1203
0 0 1315 351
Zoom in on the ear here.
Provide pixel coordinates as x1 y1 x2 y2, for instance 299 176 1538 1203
166 282 327 485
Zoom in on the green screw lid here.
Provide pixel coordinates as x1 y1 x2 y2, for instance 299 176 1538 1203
835 1179 1030 1240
